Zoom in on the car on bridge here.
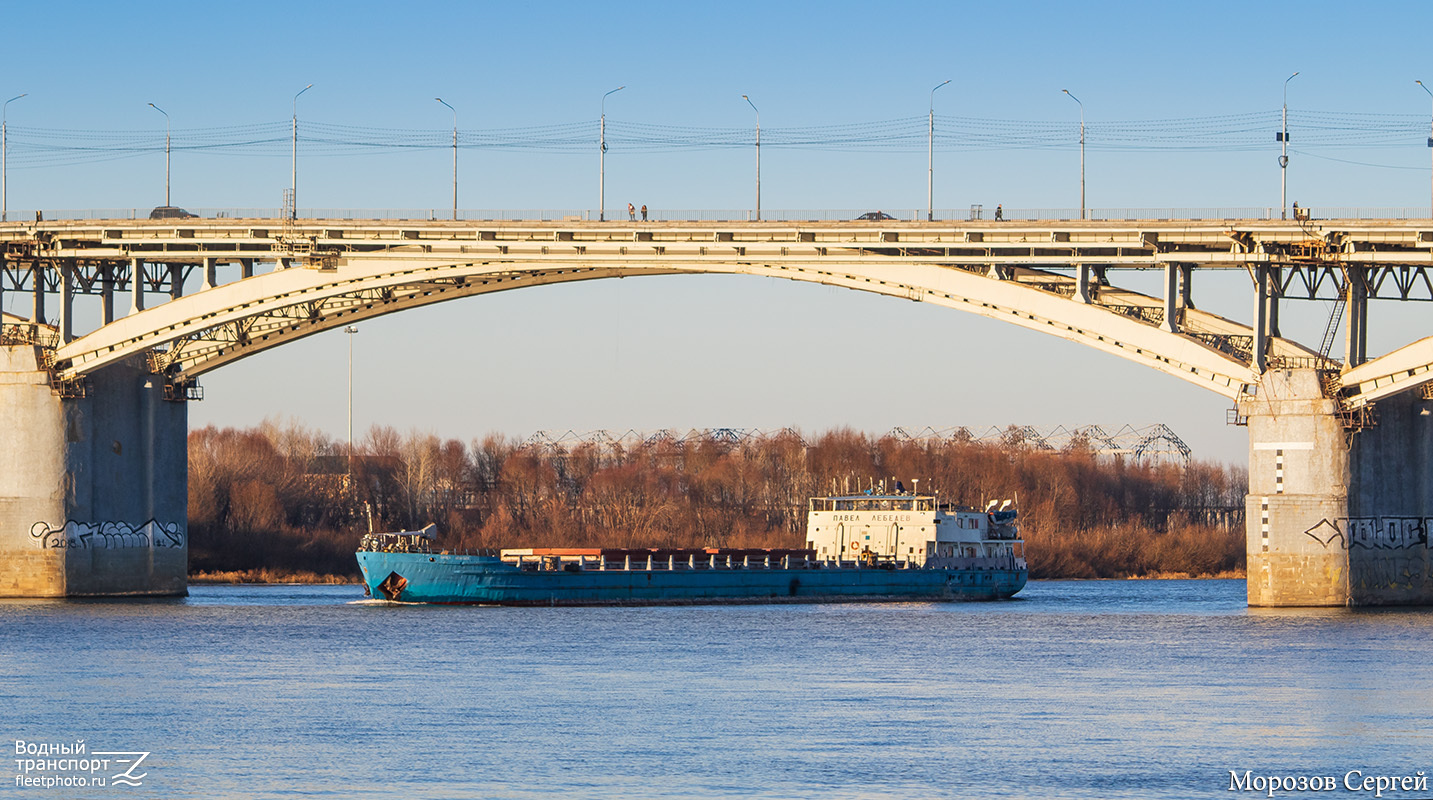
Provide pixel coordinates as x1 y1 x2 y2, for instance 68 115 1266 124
855 211 896 221
149 206 198 220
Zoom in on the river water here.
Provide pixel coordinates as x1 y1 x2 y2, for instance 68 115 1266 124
3 579 1431 799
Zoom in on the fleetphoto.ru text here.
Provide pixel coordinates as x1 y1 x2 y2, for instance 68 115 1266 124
13 739 152 790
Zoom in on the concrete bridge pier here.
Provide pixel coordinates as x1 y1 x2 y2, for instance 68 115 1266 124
0 344 187 596
1243 369 1433 606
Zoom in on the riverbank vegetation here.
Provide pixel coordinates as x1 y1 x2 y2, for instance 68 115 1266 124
188 421 1247 581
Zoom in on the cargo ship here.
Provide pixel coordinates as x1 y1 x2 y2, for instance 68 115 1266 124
356 490 1026 605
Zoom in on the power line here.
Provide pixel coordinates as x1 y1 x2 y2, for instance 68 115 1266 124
4 110 1430 169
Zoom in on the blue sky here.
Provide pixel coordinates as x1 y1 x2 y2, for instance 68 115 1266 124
5 0 1432 463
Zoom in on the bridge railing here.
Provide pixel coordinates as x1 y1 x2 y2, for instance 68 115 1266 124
8 207 1433 223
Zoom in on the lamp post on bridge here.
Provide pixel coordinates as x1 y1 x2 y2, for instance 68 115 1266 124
1061 89 1085 220
599 86 624 222
742 94 760 221
2 93 26 223
1280 71 1298 220
928 79 950 222
1417 80 1433 217
346 325 358 479
435 97 458 221
147 103 171 208
292 83 313 220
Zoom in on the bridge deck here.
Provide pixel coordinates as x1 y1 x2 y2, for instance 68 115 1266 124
1 218 1431 409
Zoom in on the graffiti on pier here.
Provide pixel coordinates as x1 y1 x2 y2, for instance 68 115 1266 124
30 519 185 550
1351 556 1427 592
1303 517 1431 550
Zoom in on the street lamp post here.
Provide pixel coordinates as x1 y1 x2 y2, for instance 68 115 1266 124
147 103 170 208
928 79 951 221
2 93 26 223
742 94 761 220
1418 81 1433 217
1062 89 1085 219
599 86 624 222
345 325 358 478
292 83 313 220
1280 72 1298 220
435 98 458 220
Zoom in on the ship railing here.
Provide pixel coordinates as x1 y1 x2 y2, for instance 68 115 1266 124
498 552 985 571
436 548 501 556
504 553 931 571
582 553 815 571
929 555 1026 570
820 557 911 569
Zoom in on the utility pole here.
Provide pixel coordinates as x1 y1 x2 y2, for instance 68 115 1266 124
148 103 170 207
743 94 761 220
436 98 458 220
599 86 624 221
346 325 358 480
928 80 950 221
292 83 313 220
1062 89 1085 219
2 93 27 223
1280 72 1298 220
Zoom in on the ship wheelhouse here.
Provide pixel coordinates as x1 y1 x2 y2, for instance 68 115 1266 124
806 493 1024 569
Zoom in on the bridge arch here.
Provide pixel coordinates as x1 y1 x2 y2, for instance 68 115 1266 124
52 254 1270 398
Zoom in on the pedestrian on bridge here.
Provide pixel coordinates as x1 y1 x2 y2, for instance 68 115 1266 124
641 204 648 221
628 203 635 221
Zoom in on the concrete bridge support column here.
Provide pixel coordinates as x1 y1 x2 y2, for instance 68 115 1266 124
1074 265 1093 304
1160 263 1180 333
1344 389 1433 604
31 269 45 326
1252 268 1270 373
58 265 73 344
100 263 115 325
1242 369 1349 606
129 259 145 315
1345 270 1368 368
1266 267 1282 339
1242 369 1433 606
0 346 187 596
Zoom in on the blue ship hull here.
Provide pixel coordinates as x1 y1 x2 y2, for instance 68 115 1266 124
357 551 1026 605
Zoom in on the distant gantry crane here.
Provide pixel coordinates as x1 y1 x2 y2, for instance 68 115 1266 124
521 424 1192 467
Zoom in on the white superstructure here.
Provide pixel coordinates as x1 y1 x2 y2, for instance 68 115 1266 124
806 493 1024 569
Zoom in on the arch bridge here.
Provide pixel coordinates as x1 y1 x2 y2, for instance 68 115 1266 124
2 216 1431 604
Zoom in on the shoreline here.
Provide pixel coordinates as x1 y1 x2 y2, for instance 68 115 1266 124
189 570 358 585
